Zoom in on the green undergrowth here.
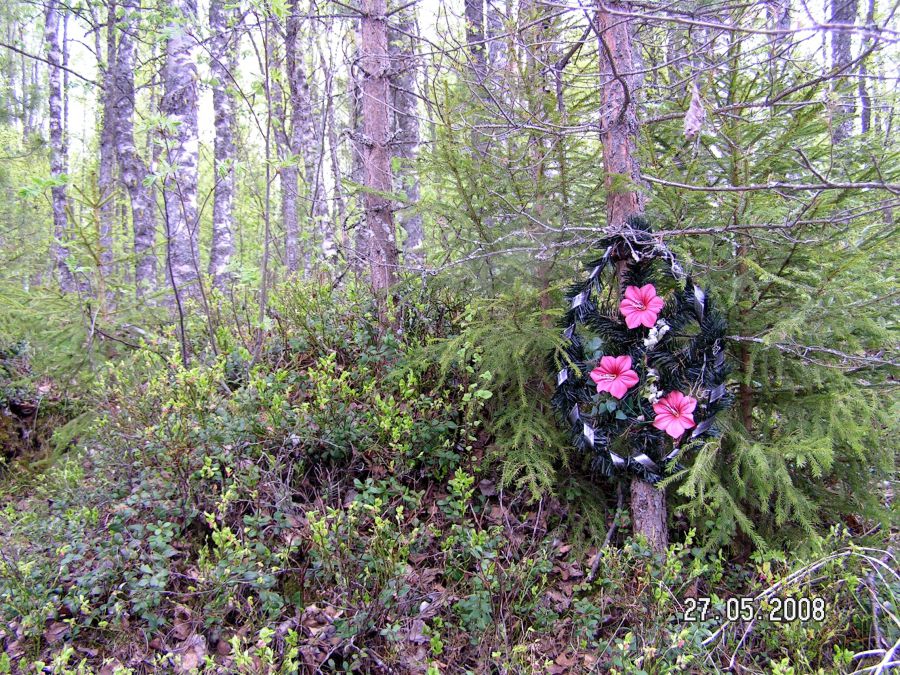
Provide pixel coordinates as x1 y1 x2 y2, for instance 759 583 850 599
0 281 896 673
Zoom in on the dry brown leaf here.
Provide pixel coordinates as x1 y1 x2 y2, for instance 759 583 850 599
43 621 69 645
176 634 207 673
478 479 496 496
172 605 192 641
5 639 25 659
98 658 124 675
684 81 706 139
406 618 429 644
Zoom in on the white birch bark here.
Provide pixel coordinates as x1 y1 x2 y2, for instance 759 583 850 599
44 0 76 292
208 0 237 288
319 39 346 237
271 23 300 273
286 0 332 265
486 0 508 75
97 0 117 281
830 0 859 144
389 7 424 268
160 0 200 297
115 0 158 295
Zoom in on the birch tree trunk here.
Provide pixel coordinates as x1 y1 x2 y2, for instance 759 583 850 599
858 0 874 134
270 37 300 274
114 0 158 295
160 0 201 297
486 0 508 74
44 0 76 293
389 6 424 268
595 1 667 553
208 0 237 288
286 0 332 266
320 39 346 237
465 0 486 79
350 50 368 272
830 0 858 144
766 0 792 88
359 0 397 307
97 0 117 283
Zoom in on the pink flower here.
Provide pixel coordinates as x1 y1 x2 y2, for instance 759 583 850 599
620 284 665 329
590 355 640 399
652 391 698 439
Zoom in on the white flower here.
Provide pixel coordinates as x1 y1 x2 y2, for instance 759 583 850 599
644 383 662 404
642 319 671 349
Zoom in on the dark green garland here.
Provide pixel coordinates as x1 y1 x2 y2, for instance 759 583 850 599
551 218 731 483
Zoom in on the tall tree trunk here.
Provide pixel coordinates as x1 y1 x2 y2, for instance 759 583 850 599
44 0 76 293
465 0 486 79
349 50 368 272
270 36 300 274
286 0 332 267
520 0 552 321
115 0 158 296
62 13 69 147
359 0 397 311
595 1 667 553
766 0 792 89
830 0 859 144
390 5 424 268
97 0 117 285
486 0 508 75
320 39 346 238
858 0 874 134
209 0 237 289
160 0 200 297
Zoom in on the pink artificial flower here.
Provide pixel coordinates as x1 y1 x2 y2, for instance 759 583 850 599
590 355 640 399
652 391 698 439
620 284 665 329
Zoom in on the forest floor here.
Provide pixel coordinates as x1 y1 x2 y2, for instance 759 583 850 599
2 431 895 675
0 301 896 674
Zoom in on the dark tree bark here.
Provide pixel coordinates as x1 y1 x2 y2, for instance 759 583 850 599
595 1 667 553
114 0 158 295
160 0 201 297
389 5 424 268
359 0 398 311
44 0 76 292
209 0 237 288
830 0 859 144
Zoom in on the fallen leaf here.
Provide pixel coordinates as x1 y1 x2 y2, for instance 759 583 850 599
99 658 124 675
478 479 496 496
684 81 706 139
172 605 192 641
406 618 429 644
177 634 207 673
44 621 69 645
5 639 24 659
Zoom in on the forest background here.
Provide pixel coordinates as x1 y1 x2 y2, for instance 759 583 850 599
0 0 897 672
